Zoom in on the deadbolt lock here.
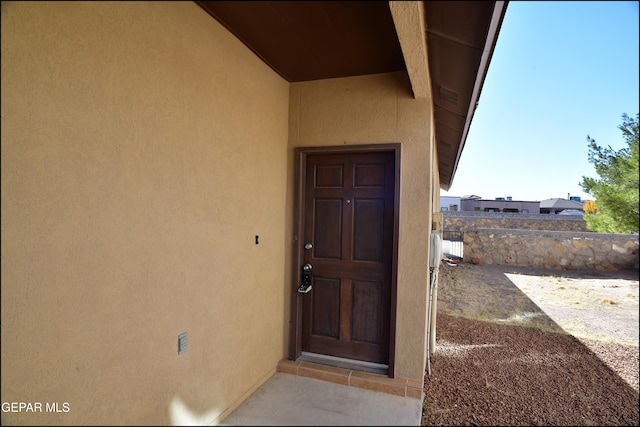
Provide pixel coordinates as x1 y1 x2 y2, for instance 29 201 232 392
297 263 313 293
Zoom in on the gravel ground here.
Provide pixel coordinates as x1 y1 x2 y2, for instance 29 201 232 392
422 264 639 426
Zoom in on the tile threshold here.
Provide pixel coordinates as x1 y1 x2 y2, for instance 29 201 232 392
277 359 424 400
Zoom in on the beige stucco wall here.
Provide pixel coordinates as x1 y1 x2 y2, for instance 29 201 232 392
1 2 290 425
287 72 435 381
2 1 439 424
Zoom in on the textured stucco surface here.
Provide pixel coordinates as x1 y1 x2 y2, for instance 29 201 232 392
2 2 439 425
1 2 289 425
287 72 435 381
389 1 430 99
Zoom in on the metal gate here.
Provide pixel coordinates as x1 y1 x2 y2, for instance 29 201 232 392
441 230 463 260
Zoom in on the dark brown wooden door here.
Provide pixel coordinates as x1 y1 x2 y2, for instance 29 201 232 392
301 151 394 364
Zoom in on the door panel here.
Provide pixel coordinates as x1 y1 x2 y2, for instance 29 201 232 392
300 151 394 364
351 279 382 343
313 199 343 259
311 277 340 339
353 199 384 261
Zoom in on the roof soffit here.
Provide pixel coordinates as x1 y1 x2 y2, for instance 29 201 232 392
197 1 406 82
195 1 507 191
424 1 502 190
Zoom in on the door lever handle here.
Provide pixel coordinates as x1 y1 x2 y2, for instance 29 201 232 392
297 263 313 293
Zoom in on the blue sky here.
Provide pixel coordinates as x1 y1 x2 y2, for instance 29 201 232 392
441 1 639 202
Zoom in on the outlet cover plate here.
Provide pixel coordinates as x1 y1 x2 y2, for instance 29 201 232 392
178 332 188 354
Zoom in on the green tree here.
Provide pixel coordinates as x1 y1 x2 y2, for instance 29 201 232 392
580 113 639 233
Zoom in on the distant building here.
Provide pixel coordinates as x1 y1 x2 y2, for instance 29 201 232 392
440 196 461 211
460 196 540 213
539 198 585 215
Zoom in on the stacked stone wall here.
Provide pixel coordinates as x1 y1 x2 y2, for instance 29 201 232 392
443 211 588 232
463 229 639 271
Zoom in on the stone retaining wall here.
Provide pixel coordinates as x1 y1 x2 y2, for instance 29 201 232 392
443 211 588 232
463 228 639 271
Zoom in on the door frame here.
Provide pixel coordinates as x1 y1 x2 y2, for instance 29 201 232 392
289 143 401 377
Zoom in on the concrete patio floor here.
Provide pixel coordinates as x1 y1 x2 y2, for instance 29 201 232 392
219 372 423 426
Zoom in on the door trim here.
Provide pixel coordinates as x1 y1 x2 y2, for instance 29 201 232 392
289 143 401 378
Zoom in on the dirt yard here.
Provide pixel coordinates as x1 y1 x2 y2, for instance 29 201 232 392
422 262 639 426
435 263 639 346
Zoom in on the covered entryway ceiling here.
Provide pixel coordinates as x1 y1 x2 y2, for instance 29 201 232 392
196 1 507 190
